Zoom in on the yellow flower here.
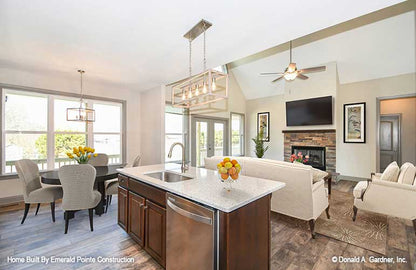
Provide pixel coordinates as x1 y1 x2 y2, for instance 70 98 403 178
84 146 87 152
78 146 82 152
69 156 74 159
92 148 95 153
93 153 98 157
76 153 81 157
88 154 91 158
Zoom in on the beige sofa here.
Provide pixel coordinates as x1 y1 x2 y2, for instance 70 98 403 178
205 156 329 238
353 168 416 234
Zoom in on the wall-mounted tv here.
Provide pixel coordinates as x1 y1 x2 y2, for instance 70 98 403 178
286 96 333 126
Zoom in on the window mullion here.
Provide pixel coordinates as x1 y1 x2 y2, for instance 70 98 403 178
47 96 55 170
87 101 93 147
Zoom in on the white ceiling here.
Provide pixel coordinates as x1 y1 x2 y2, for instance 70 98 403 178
0 0 404 91
231 11 415 99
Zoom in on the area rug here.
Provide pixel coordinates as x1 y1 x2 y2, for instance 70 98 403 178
315 190 387 255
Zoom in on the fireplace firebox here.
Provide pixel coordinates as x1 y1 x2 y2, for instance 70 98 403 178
291 146 326 171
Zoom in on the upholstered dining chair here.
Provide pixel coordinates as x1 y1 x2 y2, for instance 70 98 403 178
88 153 109 166
132 154 142 167
15 159 63 224
59 164 101 234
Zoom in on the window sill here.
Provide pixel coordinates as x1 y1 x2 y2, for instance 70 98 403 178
0 174 19 180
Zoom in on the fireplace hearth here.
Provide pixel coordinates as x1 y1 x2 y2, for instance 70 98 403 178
292 146 326 171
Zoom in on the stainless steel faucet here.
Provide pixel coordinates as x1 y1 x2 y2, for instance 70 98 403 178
167 142 188 173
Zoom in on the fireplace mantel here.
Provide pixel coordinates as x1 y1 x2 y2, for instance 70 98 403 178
282 129 336 134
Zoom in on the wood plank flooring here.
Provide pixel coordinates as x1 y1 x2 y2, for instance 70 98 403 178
0 180 415 270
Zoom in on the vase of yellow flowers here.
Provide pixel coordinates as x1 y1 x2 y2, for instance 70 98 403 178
66 146 98 164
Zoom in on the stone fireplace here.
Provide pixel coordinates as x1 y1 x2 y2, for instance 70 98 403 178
283 129 336 172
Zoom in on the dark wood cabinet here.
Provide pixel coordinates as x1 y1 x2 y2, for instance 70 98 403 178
117 186 128 231
145 200 166 268
128 191 145 246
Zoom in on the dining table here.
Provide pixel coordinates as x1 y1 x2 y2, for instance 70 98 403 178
41 164 126 217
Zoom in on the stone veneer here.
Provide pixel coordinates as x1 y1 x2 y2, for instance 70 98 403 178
283 130 336 172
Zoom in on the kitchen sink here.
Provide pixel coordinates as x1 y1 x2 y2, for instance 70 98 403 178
144 171 193 183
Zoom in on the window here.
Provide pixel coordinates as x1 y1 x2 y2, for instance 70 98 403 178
165 105 185 163
1 88 124 175
230 113 245 156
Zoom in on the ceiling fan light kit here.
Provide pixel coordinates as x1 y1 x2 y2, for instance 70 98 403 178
260 40 326 83
171 19 228 109
66 69 95 122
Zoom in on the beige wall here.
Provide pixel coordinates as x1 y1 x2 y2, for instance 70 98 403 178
336 73 416 178
245 62 338 160
0 68 142 202
380 97 416 165
140 86 165 165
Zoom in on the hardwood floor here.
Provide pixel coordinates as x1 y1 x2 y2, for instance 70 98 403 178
0 180 414 269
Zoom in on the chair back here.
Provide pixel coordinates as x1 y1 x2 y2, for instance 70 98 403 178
132 154 142 167
59 164 97 211
88 153 109 166
15 159 42 201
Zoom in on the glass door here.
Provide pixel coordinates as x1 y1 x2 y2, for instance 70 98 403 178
191 117 228 167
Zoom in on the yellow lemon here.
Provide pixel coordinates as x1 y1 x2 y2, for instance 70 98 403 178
217 163 223 169
224 162 233 169
219 167 227 174
223 157 231 163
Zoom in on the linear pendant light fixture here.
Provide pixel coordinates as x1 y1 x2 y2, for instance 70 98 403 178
66 70 95 122
171 19 228 108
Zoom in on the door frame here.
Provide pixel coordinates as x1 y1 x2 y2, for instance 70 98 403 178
376 93 415 172
190 115 229 167
379 113 402 169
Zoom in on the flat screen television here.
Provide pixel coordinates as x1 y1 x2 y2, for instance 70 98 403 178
286 96 333 126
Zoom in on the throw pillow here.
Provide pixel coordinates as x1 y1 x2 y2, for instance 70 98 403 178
397 162 416 185
293 161 328 183
380 161 400 182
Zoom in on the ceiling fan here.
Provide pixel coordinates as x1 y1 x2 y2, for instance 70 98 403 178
260 41 326 82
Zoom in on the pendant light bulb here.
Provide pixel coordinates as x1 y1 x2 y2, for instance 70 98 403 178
188 87 193 99
212 77 216 91
195 84 199 96
203 82 207 93
182 89 186 100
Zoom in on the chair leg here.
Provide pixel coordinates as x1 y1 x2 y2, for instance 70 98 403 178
325 205 330 219
21 203 30 224
35 203 40 215
105 195 110 213
412 219 416 236
89 208 94 232
308 219 316 239
109 195 112 204
352 206 358 222
64 211 70 234
50 202 56 222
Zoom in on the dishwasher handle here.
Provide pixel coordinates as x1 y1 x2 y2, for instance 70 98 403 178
167 198 212 225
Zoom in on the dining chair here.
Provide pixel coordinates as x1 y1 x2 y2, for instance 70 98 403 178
104 154 141 213
88 153 109 166
15 159 63 224
59 164 101 234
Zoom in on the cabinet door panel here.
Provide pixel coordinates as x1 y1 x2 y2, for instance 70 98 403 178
145 200 166 267
129 192 145 246
117 187 128 231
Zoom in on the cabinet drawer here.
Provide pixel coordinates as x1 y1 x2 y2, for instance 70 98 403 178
128 179 166 207
118 174 128 188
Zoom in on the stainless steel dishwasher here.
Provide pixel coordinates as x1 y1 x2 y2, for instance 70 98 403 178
166 193 217 270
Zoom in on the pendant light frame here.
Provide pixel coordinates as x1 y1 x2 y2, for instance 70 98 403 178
66 70 95 122
171 19 228 109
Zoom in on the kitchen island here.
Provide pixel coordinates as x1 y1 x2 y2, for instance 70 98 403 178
117 163 285 270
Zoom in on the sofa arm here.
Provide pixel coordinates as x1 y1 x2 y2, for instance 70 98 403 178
371 180 416 191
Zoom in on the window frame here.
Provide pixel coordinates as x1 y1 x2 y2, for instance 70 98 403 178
164 105 186 163
230 112 245 156
0 85 126 179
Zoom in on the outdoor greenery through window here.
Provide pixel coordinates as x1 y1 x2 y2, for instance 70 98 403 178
2 89 123 174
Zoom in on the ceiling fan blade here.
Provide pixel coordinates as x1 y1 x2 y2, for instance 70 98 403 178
272 76 284 83
299 66 326 73
297 73 309 80
260 72 284 76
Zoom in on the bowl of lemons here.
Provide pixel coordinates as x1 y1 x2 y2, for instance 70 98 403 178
217 157 241 191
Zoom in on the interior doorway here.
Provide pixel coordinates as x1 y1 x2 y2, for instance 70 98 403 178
191 116 229 167
379 114 401 171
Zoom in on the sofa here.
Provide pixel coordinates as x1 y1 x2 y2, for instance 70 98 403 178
353 162 416 234
205 156 329 238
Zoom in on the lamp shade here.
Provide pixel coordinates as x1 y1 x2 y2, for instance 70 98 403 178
66 107 95 122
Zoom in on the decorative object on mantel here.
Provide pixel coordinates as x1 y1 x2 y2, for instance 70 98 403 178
66 70 95 122
343 102 366 143
257 112 270 142
260 40 326 82
217 157 241 191
171 19 228 108
66 146 97 164
252 131 269 158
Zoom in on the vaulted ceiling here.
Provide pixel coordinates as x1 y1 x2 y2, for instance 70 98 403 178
0 0 405 92
230 7 415 99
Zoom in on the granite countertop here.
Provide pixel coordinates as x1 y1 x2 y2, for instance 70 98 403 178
117 163 285 213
